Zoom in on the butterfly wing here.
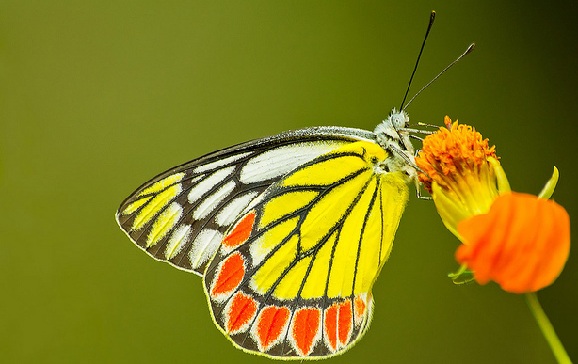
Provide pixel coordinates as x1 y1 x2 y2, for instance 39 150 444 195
203 140 410 359
116 127 375 275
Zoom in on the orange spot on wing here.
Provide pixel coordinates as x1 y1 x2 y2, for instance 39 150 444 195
354 295 366 323
211 252 245 296
324 300 353 351
324 305 338 351
292 308 321 356
256 306 290 351
223 211 256 248
226 292 257 334
337 300 352 346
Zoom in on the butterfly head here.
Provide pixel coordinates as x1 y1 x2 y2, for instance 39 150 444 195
373 109 417 182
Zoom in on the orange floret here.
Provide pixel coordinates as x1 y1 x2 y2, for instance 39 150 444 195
416 116 497 193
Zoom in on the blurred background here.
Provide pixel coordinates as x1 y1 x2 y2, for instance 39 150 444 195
1 1 576 363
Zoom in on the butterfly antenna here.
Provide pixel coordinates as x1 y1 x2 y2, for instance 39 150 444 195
399 10 436 111
403 43 475 111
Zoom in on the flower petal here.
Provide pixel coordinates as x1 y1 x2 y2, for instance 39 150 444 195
456 193 570 293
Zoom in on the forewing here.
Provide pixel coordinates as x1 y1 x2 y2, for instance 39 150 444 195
116 127 375 275
203 140 410 359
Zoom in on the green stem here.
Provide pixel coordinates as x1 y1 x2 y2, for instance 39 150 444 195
525 292 572 364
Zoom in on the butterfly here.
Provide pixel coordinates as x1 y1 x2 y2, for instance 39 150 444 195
115 10 474 359
116 109 419 359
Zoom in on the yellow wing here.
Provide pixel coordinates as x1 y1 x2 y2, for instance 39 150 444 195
203 140 409 359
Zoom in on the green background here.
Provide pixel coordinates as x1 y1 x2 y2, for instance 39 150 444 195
1 1 576 363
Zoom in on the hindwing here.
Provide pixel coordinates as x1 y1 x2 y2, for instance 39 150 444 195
203 140 410 359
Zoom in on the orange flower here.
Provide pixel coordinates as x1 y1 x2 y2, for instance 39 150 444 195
456 193 570 293
416 116 506 237
417 117 497 195
415 116 570 293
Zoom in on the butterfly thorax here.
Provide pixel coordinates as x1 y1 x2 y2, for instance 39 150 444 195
373 109 417 183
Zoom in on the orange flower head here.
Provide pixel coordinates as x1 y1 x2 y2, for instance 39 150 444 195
416 116 570 293
456 193 570 293
417 116 497 193
415 116 505 236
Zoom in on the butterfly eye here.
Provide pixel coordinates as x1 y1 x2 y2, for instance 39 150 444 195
392 113 408 129
370 156 379 165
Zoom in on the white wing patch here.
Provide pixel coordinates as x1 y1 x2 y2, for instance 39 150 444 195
215 191 259 227
165 224 192 259
189 228 224 270
239 143 339 184
192 180 237 220
192 152 252 174
187 166 235 203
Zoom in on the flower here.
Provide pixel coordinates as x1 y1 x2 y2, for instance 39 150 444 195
415 116 570 293
456 192 570 293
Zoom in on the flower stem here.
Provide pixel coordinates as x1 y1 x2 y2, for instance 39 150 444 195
525 292 572 364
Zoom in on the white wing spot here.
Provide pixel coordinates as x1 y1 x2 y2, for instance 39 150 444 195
215 191 259 227
187 166 235 204
239 143 339 184
192 181 236 220
165 224 191 260
192 152 252 174
188 229 224 269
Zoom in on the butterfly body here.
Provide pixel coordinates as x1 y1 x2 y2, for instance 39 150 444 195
116 109 417 359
